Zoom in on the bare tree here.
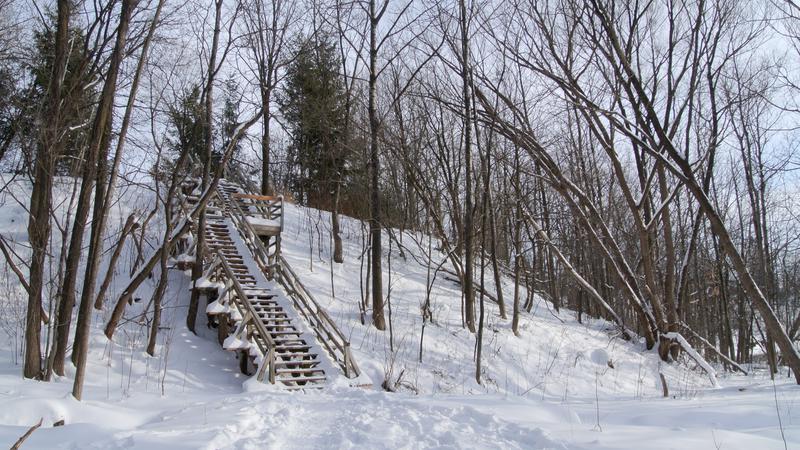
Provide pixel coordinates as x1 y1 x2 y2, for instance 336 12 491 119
242 0 296 195
72 0 137 400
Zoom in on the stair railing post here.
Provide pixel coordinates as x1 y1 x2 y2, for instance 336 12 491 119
344 343 351 378
268 347 276 384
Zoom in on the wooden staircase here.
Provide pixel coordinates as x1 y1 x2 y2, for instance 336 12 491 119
178 176 360 390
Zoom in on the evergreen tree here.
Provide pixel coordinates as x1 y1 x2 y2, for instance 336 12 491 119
0 62 19 164
26 16 97 175
280 35 347 207
219 75 241 170
167 84 210 172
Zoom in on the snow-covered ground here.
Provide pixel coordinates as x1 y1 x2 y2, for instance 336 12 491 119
0 178 796 449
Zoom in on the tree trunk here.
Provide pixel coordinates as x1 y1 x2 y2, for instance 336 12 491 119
261 98 273 195
591 3 800 382
190 0 224 334
94 215 138 309
24 0 71 380
332 181 343 263
459 0 475 333
368 0 385 331
93 0 165 311
72 0 136 400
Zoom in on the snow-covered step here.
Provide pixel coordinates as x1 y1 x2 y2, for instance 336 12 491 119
274 352 319 359
179 189 327 389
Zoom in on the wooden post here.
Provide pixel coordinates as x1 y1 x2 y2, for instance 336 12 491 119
239 349 249 375
268 348 276 384
344 343 352 378
217 314 229 346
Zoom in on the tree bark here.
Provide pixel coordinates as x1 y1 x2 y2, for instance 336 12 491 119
368 0 385 330
459 0 475 333
71 0 136 400
25 0 70 380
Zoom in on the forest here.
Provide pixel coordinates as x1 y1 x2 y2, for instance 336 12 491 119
0 0 799 448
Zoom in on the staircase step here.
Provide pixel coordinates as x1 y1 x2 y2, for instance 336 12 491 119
275 344 312 351
276 367 324 375
268 330 302 336
274 360 320 368
272 338 306 345
252 303 282 309
253 305 280 311
277 375 326 384
274 352 318 359
264 324 297 330
247 293 276 299
282 384 324 391
208 243 236 249
259 315 289 321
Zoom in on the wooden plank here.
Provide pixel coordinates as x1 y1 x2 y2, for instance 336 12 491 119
231 193 282 202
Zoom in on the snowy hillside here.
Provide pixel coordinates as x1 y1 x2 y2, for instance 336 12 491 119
0 178 796 449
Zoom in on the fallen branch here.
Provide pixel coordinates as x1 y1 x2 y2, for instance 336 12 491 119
521 209 632 340
679 323 748 375
663 332 719 387
0 233 29 293
443 268 499 304
10 418 42 450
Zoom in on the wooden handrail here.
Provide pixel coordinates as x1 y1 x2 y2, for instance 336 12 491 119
212 254 277 383
231 193 282 202
276 255 360 378
220 188 275 276
231 192 284 232
207 179 359 379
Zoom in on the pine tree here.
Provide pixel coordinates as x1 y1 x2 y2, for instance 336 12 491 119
26 16 97 175
280 35 347 207
166 84 210 173
219 75 241 170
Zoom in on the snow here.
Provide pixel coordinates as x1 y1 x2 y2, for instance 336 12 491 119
0 177 796 449
222 335 250 351
174 254 195 264
590 348 611 366
195 277 225 290
205 299 229 315
245 216 281 230
664 332 720 388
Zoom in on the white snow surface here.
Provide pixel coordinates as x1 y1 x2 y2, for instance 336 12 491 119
245 216 281 230
0 177 796 449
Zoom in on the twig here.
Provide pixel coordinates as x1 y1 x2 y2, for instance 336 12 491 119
10 418 42 450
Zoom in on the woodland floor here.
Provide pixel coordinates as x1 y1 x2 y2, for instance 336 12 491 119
0 179 796 449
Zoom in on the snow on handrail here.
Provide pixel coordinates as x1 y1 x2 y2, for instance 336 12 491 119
216 182 359 379
207 253 278 384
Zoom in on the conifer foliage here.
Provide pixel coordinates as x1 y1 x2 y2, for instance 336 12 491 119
280 35 348 208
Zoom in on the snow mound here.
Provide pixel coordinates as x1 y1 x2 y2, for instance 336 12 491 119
591 348 611 366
